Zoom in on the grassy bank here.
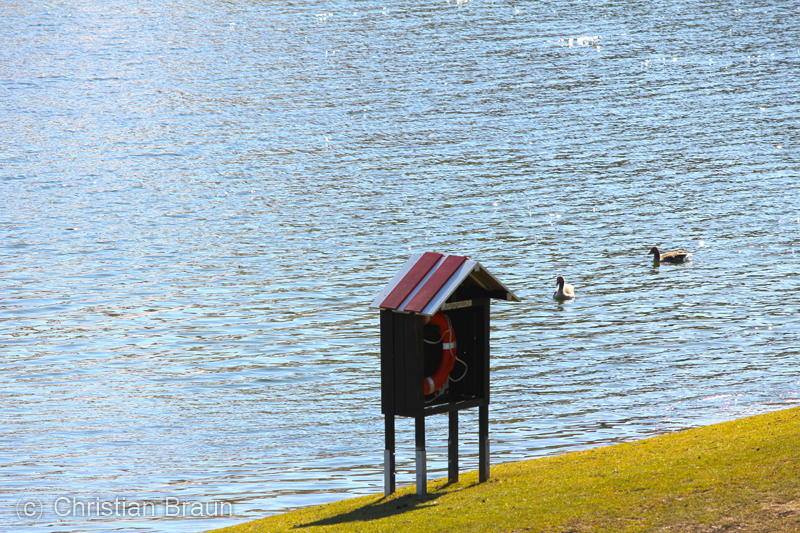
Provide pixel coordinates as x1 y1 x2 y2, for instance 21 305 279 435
210 406 800 533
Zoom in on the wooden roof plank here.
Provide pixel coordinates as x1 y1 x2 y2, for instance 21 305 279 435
403 255 467 313
394 255 446 312
378 251 442 310
369 252 423 309
420 259 478 316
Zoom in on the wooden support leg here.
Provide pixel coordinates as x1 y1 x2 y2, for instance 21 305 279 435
479 404 489 482
448 410 458 483
384 415 395 496
415 415 426 495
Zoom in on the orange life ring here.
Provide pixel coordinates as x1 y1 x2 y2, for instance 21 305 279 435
424 312 457 395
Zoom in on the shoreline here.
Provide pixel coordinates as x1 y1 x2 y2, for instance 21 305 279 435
209 405 800 532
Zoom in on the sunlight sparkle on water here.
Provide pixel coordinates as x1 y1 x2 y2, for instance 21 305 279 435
5 5 800 532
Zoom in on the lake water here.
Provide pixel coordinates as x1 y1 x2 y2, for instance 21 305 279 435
2 0 799 531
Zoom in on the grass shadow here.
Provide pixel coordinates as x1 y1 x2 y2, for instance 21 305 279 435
294 481 475 529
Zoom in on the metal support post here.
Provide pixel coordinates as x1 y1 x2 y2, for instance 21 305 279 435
415 415 426 495
448 410 458 483
479 404 489 482
384 415 396 496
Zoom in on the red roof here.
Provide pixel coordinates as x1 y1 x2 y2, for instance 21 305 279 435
370 252 520 316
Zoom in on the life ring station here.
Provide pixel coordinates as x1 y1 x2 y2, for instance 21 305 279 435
370 252 520 496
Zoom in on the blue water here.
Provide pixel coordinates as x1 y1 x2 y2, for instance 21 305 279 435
2 1 799 531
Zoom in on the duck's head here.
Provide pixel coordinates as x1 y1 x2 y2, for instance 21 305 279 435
648 246 660 257
556 275 565 286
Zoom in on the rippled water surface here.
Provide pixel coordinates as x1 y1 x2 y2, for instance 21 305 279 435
2 0 799 531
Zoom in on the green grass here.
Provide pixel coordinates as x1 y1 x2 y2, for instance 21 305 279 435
210 406 800 533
